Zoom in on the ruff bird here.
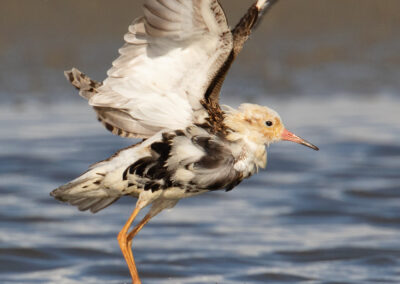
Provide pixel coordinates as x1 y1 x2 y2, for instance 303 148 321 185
51 0 318 283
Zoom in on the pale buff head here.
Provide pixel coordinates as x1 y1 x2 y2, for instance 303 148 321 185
224 103 319 150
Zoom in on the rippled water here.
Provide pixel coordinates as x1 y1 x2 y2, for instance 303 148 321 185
1 94 400 283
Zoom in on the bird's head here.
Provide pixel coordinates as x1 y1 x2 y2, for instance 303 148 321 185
224 103 319 150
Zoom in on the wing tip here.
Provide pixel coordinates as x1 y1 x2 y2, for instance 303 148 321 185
64 67 85 86
64 69 74 83
256 0 268 10
256 0 280 13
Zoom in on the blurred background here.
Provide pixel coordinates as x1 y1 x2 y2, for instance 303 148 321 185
1 1 400 283
1 0 400 103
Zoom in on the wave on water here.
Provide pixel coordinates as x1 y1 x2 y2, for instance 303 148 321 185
1 94 400 283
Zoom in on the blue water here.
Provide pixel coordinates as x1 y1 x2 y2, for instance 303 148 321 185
1 94 400 283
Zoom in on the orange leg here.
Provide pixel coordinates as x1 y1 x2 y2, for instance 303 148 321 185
118 199 173 284
127 213 153 247
117 207 142 284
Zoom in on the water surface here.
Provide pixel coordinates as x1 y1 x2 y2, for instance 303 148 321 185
1 95 400 283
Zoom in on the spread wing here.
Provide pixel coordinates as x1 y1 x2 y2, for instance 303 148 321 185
206 0 281 102
87 0 233 138
66 0 280 138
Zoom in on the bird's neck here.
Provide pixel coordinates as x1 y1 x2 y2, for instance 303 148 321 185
222 112 267 177
228 132 267 176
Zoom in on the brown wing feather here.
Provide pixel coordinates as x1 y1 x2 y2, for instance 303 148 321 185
205 0 280 104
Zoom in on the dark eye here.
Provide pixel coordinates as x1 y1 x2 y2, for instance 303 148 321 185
265 121 273 127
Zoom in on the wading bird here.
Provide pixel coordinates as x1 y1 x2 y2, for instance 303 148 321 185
51 0 318 283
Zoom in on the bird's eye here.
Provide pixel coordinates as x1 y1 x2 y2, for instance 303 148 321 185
265 121 273 127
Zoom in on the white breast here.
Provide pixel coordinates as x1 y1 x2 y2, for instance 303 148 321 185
232 137 267 177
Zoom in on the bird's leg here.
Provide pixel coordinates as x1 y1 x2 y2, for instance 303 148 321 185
119 199 175 284
117 206 142 284
127 213 153 246
126 205 163 268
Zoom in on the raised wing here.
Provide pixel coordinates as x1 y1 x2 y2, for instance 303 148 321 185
206 0 280 103
87 0 233 138
66 0 280 138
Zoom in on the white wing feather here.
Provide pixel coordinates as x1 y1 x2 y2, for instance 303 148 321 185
89 0 233 138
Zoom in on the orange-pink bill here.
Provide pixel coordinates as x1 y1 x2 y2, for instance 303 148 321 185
281 129 319 151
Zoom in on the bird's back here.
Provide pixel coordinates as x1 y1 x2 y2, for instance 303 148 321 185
51 125 247 213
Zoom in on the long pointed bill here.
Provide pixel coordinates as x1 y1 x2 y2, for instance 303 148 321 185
281 129 319 151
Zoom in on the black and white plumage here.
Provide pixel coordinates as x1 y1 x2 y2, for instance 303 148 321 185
51 1 318 283
53 125 245 212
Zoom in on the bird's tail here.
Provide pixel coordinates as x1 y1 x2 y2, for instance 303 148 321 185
64 68 101 100
50 166 120 213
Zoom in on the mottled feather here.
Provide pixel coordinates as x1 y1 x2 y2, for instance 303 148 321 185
64 0 280 139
